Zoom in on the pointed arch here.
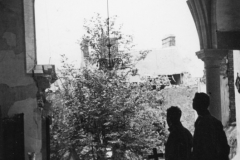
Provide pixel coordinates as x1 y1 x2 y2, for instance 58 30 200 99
187 0 217 49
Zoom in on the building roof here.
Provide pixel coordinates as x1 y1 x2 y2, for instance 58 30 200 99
136 47 187 77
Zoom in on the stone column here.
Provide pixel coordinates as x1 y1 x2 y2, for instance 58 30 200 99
33 65 57 160
196 49 229 121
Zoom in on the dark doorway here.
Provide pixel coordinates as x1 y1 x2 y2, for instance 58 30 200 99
2 113 25 160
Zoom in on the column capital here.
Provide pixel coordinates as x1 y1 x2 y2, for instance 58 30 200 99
196 49 229 61
32 65 57 91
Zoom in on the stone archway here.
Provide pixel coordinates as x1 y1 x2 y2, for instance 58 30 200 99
2 0 240 159
187 0 240 159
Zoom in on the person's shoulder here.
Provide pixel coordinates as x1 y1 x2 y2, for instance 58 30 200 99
205 115 224 130
208 115 222 125
202 114 219 123
196 115 216 128
180 126 193 144
181 125 193 137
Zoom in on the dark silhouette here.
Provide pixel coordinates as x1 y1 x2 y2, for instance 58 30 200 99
192 92 230 160
165 106 193 160
148 148 164 160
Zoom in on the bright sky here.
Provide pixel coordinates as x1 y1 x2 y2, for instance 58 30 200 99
35 0 204 77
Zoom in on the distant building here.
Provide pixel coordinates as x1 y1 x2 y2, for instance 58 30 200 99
131 35 197 87
162 34 176 48
80 34 198 88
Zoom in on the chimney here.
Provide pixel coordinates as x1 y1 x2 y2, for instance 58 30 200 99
162 35 175 48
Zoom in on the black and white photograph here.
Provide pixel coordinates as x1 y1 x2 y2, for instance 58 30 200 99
0 0 239 160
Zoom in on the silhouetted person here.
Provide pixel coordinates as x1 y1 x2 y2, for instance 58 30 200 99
192 92 230 160
165 106 193 160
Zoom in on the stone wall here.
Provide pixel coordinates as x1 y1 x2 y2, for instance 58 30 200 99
227 51 236 123
219 51 237 160
217 0 240 31
225 123 237 159
0 1 42 159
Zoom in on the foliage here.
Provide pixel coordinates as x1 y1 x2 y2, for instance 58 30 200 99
80 13 151 71
49 58 168 160
49 13 168 160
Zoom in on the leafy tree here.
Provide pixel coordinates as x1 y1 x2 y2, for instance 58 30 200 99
50 64 168 159
80 13 150 71
50 14 168 160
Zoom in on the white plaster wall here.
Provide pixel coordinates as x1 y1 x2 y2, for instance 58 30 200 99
220 76 230 127
233 50 240 160
217 0 240 31
8 98 42 160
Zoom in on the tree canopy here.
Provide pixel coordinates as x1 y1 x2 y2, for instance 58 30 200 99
80 13 151 71
50 14 168 160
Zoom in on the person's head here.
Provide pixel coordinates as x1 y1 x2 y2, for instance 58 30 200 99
166 106 182 127
192 92 210 113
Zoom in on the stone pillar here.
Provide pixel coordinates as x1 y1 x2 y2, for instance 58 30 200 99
196 49 228 121
33 65 57 160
